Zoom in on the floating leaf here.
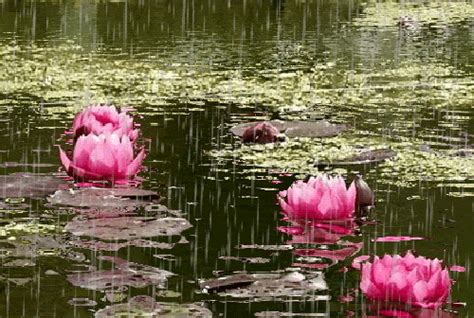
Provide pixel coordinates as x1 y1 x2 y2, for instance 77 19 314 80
95 296 212 318
230 120 347 139
48 188 158 208
67 257 174 291
65 216 192 240
201 271 328 300
317 149 396 166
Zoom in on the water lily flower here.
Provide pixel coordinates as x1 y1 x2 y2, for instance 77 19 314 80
360 252 451 309
354 175 375 213
242 121 279 144
59 133 145 182
72 105 139 142
278 174 356 220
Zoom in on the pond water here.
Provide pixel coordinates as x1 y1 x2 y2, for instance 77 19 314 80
0 0 473 317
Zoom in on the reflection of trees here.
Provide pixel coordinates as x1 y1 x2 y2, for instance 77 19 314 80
0 0 361 67
0 0 62 41
59 1 98 48
90 0 358 67
0 0 98 46
322 6 474 71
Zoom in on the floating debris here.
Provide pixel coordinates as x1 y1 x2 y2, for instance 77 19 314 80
68 298 97 307
218 256 271 264
153 254 176 261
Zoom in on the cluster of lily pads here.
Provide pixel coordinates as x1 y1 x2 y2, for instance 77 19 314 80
198 117 467 316
0 104 204 315
0 0 471 315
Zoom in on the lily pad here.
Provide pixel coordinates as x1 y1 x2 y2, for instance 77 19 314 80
95 296 212 318
70 239 176 252
317 149 397 166
0 173 68 198
200 274 257 293
48 188 158 208
230 120 346 138
65 216 192 240
67 257 174 291
200 271 328 300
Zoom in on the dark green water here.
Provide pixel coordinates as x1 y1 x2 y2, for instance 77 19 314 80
0 0 472 317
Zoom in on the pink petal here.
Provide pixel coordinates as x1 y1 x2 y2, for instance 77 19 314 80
126 148 145 177
59 147 71 171
448 265 465 273
373 236 424 243
352 255 370 270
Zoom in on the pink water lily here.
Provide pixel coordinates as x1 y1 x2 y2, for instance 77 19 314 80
72 105 139 142
59 133 145 182
278 174 356 220
360 252 452 309
242 121 279 144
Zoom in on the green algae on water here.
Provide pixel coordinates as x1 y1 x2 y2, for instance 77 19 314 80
353 1 474 28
